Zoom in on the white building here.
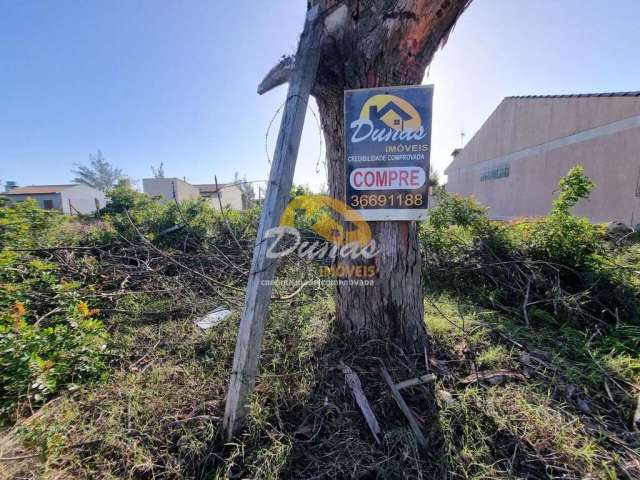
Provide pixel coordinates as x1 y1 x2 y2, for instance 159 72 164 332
2 184 106 215
142 177 245 210
194 183 244 210
142 178 201 203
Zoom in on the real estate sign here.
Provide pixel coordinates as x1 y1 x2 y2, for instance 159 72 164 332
344 85 433 221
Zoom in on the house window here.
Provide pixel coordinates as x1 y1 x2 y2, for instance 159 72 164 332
480 164 510 182
43 199 54 210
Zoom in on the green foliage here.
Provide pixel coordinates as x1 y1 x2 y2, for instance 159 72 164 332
425 165 600 268
99 183 258 251
290 184 312 198
0 303 108 424
0 251 68 313
552 165 596 215
427 189 488 231
0 198 64 249
422 189 510 259
526 214 601 267
0 201 109 424
527 166 602 266
101 182 161 216
422 166 637 327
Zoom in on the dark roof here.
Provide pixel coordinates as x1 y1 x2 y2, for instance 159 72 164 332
3 184 78 195
506 91 640 100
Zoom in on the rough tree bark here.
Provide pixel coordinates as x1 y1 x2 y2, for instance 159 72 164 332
312 0 470 352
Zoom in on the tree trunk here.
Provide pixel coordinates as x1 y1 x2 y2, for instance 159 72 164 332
313 0 470 352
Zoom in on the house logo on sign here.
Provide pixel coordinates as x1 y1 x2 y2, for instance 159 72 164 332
362 95 421 131
349 93 428 144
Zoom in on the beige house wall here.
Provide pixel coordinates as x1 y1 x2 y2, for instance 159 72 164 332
218 186 243 210
61 184 106 214
446 95 640 225
143 178 245 210
142 178 201 203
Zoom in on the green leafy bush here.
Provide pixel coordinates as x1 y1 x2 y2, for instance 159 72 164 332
0 200 109 424
0 302 108 424
0 198 64 249
99 183 258 251
526 166 602 267
421 188 511 260
422 166 637 326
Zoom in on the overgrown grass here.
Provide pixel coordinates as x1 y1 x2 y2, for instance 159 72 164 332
425 292 640 478
4 288 638 479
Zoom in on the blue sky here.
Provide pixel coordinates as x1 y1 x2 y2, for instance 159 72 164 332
1 0 639 191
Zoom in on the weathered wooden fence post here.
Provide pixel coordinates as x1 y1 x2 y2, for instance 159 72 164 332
223 5 324 440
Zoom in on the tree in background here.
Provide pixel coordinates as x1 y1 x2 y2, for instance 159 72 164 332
151 162 165 179
429 166 440 188
72 150 124 191
234 172 256 209
290 184 312 198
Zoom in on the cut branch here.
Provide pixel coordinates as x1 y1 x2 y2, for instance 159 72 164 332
340 362 382 444
257 56 294 95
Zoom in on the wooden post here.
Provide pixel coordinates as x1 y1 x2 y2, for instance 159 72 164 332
214 175 224 213
223 5 323 440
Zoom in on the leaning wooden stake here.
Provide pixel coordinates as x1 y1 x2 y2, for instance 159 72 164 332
380 366 429 449
340 362 382 445
223 6 323 440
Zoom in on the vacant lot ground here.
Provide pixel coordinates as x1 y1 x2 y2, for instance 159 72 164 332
1 181 639 479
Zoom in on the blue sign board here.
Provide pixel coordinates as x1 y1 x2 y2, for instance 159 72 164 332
344 85 433 221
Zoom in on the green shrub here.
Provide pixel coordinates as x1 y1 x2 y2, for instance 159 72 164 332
526 166 602 267
0 198 64 249
99 183 258 252
101 182 161 215
0 200 109 425
427 188 488 232
421 189 511 260
422 166 637 326
0 302 108 424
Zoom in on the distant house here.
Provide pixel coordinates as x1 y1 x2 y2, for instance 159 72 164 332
142 178 244 210
2 184 106 214
142 178 201 204
445 91 640 224
194 183 244 210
